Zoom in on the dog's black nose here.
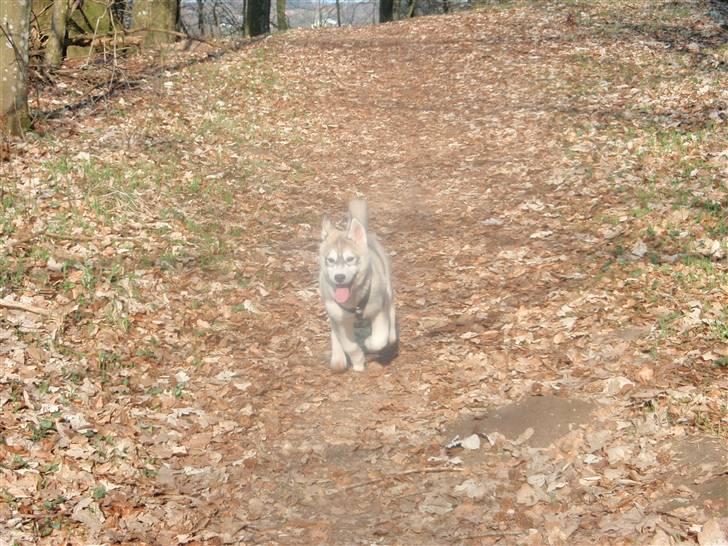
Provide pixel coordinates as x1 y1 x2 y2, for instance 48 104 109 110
334 274 345 284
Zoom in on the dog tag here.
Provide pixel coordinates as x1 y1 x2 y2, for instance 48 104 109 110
353 318 372 347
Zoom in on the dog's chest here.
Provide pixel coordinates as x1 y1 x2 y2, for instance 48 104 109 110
353 317 372 344
324 300 349 320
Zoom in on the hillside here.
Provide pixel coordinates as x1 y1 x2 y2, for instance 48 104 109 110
1 1 727 544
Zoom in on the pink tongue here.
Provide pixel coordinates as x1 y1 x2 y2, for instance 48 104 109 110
334 286 351 304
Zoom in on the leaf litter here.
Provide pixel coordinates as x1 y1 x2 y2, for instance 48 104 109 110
1 0 727 544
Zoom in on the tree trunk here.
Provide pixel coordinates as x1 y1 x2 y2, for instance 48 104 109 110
132 0 179 46
245 0 270 37
110 0 129 29
407 0 416 17
379 0 394 23
213 0 220 33
0 0 31 135
276 0 288 31
196 0 205 35
335 0 341 27
45 0 70 69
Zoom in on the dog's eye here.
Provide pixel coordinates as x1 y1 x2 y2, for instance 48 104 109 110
345 256 356 264
326 257 336 265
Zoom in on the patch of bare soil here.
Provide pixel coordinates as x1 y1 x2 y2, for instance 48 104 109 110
2 1 727 544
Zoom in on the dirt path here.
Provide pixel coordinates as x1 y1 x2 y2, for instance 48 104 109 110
2 1 727 545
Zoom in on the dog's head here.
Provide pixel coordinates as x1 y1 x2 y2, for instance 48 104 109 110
320 216 369 304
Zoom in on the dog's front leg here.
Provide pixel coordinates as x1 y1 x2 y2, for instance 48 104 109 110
329 328 347 372
365 310 390 353
388 303 398 346
332 319 366 371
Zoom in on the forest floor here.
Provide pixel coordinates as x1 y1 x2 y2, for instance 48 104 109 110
2 0 727 544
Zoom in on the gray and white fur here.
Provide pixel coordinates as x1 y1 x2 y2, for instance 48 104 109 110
319 199 398 371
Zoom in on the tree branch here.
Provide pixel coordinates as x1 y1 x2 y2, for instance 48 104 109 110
66 28 218 49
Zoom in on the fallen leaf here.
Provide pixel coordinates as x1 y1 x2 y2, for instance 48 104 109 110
461 434 481 450
698 518 728 546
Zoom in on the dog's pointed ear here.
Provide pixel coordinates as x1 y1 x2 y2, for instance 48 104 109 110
321 217 332 240
347 217 367 246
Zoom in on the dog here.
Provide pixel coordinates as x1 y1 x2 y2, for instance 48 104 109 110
319 199 398 372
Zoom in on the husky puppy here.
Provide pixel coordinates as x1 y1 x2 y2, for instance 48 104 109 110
319 199 398 371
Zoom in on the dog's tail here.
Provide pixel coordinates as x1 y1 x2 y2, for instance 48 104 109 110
348 199 368 230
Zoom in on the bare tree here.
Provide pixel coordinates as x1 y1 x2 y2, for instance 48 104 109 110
109 0 130 29
245 0 270 36
132 0 180 45
277 0 289 31
0 0 31 135
44 0 70 69
213 0 221 31
408 0 417 17
197 0 205 35
379 0 394 23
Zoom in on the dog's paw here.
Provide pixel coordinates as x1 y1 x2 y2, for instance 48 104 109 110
365 334 389 353
329 360 348 373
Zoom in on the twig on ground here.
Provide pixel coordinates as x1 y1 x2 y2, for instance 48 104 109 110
0 299 52 317
456 530 528 540
334 466 463 493
657 510 704 525
42 231 95 242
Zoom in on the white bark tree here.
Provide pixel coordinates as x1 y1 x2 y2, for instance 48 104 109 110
0 0 31 135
